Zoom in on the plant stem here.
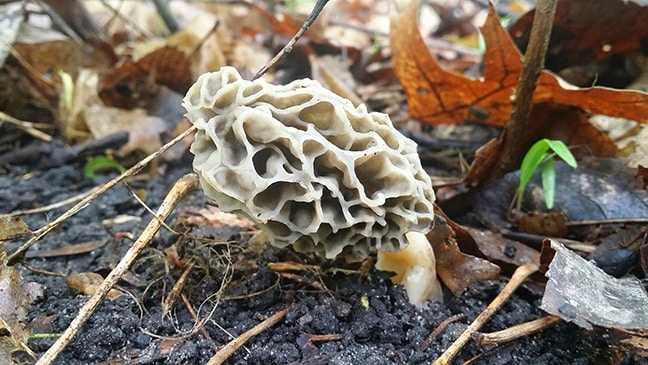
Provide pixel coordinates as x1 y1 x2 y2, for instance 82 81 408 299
497 0 558 175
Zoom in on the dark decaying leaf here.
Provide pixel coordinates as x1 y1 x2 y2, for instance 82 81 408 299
590 225 646 277
464 227 540 275
427 213 500 296
510 0 648 72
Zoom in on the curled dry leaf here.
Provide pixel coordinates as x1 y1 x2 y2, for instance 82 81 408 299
426 215 500 296
99 46 192 109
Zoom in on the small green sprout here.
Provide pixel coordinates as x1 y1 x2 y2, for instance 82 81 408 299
84 156 126 179
517 139 577 210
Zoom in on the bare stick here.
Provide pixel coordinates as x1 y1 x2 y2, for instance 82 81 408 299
206 307 288 365
497 0 558 175
432 263 538 365
251 0 329 80
421 314 467 351
474 315 562 347
7 125 197 265
565 217 648 226
4 188 98 217
0 111 52 142
34 173 199 365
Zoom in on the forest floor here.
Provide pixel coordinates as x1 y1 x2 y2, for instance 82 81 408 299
2 157 625 365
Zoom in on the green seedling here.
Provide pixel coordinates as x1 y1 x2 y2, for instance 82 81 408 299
517 139 577 210
84 155 126 179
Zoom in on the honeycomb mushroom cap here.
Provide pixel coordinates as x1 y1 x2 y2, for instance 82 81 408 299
183 66 436 260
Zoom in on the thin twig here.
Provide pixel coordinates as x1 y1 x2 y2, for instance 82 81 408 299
0 111 53 142
7 125 197 265
206 307 288 365
565 217 648 226
34 173 199 365
433 263 538 365
5 188 97 217
252 0 329 80
474 315 562 347
420 314 467 351
181 292 212 341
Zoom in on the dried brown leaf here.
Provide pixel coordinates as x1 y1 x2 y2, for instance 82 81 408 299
391 0 648 126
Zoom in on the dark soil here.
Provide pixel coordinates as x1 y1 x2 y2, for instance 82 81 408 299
0 158 634 364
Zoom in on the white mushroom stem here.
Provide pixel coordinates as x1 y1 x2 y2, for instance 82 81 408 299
376 231 443 307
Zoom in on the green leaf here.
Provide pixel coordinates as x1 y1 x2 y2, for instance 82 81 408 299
517 138 579 210
541 158 556 209
84 156 126 179
545 139 577 168
517 140 550 209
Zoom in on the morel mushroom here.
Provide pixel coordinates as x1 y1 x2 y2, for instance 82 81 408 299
184 67 439 301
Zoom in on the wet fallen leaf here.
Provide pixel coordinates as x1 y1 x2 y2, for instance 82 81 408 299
391 0 648 126
473 157 648 230
524 158 648 220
